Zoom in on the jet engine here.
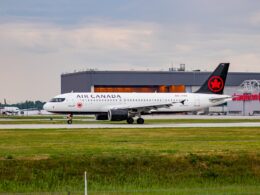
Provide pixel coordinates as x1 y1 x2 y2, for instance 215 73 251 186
108 109 128 121
95 113 109 120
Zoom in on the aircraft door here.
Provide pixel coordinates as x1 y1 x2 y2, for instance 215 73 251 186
68 98 76 108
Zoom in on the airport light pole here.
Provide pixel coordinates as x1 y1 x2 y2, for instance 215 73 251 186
84 171 88 195
25 101 28 117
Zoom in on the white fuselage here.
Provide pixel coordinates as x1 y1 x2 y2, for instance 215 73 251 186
0 107 20 115
44 92 231 114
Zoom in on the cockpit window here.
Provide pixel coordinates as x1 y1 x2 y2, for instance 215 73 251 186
50 98 65 102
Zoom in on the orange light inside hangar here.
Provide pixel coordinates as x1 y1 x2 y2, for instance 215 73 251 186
94 85 186 93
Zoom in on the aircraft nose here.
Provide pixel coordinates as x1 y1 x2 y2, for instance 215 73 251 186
43 103 50 111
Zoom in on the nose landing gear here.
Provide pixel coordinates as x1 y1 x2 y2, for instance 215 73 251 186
67 114 73 124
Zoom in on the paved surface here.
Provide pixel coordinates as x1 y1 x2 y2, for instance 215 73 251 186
1 122 260 129
143 115 260 119
1 115 260 129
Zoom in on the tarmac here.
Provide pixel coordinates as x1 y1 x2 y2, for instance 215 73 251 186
1 122 260 129
1 115 260 129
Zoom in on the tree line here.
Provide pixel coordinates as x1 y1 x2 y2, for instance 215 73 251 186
0 101 46 110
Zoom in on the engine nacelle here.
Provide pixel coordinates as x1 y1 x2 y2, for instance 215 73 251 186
108 109 128 121
95 113 109 120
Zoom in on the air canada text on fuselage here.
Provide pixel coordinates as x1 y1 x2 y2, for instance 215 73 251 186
77 94 122 99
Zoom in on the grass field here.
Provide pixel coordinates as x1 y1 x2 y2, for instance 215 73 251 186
0 127 259 194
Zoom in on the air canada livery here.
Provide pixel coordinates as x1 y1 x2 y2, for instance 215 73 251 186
44 63 231 124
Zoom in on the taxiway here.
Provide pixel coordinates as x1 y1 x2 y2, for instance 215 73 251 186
1 122 260 129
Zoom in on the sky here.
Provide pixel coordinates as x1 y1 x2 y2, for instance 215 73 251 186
0 0 260 103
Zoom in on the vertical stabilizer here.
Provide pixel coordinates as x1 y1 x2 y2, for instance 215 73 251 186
195 63 229 94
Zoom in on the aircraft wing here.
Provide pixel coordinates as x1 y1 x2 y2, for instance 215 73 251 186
109 100 186 113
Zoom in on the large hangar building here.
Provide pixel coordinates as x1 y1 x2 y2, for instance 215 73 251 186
61 68 260 115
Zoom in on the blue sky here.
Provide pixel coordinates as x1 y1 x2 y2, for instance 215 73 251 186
0 0 260 102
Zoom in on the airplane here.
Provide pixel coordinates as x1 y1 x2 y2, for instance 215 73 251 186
0 98 21 115
0 106 40 115
0 106 20 115
0 99 40 115
44 63 231 124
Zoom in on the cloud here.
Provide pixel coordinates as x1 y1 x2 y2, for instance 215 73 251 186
0 18 260 102
0 21 158 103
2 21 190 72
0 22 155 53
230 53 260 71
250 11 260 26
1 21 260 69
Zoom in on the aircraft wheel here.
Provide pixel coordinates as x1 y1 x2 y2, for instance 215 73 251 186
126 117 134 124
137 118 144 124
67 119 73 124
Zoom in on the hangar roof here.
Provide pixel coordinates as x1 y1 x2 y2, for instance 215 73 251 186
62 70 260 86
61 70 260 93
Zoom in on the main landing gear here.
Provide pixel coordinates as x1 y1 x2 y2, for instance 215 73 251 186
137 117 144 124
67 114 73 124
127 117 134 124
126 117 145 124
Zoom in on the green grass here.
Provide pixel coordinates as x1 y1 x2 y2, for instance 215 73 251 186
0 127 259 194
0 127 260 157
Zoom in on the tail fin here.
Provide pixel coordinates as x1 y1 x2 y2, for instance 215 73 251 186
195 63 229 94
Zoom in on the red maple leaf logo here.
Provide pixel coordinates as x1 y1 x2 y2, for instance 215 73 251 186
210 79 221 89
77 102 83 109
208 76 224 92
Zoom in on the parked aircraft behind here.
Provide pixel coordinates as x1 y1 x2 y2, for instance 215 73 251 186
44 63 231 124
0 106 39 115
0 107 20 115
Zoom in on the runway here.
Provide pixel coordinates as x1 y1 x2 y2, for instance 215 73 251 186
1 122 260 129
